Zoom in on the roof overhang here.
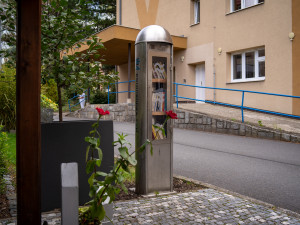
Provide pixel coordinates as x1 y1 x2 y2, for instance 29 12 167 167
66 25 187 65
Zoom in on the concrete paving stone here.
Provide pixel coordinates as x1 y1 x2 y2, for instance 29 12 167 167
2 189 300 225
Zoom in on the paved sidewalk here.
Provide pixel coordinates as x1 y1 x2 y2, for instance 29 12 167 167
176 103 300 135
1 188 300 225
113 189 300 225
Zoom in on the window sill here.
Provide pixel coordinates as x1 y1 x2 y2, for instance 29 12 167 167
226 2 264 16
227 78 265 84
190 22 200 27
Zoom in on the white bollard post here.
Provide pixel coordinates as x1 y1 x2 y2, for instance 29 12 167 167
61 162 79 225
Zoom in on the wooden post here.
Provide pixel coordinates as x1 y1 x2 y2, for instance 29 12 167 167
16 0 41 224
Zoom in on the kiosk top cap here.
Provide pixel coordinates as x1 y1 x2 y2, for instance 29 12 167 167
135 25 173 44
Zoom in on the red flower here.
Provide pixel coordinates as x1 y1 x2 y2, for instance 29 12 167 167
166 110 177 119
96 107 110 115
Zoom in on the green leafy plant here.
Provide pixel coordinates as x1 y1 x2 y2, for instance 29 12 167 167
80 108 178 223
80 108 152 224
258 120 263 127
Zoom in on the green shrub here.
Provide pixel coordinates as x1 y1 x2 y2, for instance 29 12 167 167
41 79 72 109
90 90 116 104
41 79 58 103
0 65 16 131
41 94 58 110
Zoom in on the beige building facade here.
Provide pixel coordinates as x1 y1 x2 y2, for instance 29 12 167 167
74 0 300 116
113 0 300 116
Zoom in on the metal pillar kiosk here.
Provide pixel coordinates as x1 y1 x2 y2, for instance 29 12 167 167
135 25 173 195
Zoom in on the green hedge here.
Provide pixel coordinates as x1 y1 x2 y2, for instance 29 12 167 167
90 90 116 104
0 65 16 131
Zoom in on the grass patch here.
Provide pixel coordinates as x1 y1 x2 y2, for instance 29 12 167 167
3 133 16 188
0 130 13 194
6 133 16 166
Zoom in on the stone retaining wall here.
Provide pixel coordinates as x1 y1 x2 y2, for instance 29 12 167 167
70 104 300 143
69 103 136 122
173 109 300 143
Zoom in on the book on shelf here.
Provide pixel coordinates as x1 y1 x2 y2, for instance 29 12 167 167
152 89 165 112
152 124 164 140
152 62 166 79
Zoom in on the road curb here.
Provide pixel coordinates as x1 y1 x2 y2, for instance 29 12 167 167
174 174 300 219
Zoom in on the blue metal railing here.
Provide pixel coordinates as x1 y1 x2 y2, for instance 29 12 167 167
77 79 300 123
107 80 135 104
173 82 300 122
68 89 88 112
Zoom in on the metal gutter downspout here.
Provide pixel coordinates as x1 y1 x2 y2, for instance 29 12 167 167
115 65 118 103
119 0 122 25
213 64 216 103
128 43 131 102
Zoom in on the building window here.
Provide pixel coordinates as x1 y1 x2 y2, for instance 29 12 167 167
231 0 264 12
192 0 200 25
231 48 265 82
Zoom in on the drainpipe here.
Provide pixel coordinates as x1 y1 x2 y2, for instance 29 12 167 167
213 64 216 103
119 0 122 25
115 65 118 103
127 43 131 103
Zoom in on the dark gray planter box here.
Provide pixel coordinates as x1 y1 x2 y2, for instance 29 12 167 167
41 120 114 212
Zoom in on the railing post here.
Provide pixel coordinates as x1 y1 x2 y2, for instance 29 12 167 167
214 88 215 105
108 84 110 104
176 83 178 108
68 99 71 112
241 91 245 123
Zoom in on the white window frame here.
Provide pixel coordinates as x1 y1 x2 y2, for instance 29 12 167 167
230 0 263 12
193 0 200 25
231 48 265 83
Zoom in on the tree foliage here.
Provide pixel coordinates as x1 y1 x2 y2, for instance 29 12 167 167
0 0 118 121
82 0 116 35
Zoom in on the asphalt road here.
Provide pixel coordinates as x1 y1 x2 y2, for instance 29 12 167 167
113 121 300 214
